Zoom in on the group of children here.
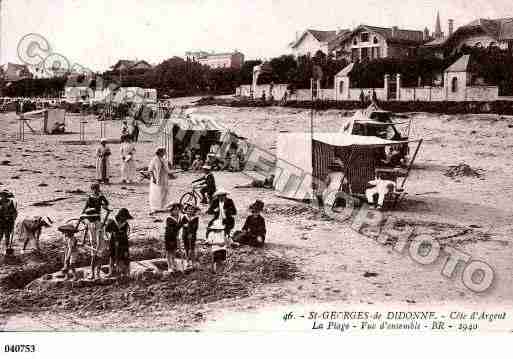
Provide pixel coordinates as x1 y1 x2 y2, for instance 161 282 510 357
2 170 268 279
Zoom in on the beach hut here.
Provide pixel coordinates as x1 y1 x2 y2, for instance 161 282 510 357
274 131 421 204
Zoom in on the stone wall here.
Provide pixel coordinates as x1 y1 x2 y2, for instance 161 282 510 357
465 86 499 101
400 87 445 101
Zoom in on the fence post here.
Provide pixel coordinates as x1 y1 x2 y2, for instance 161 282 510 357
396 73 401 101
384 74 389 101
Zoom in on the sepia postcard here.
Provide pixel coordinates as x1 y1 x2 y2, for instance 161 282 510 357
1 0 513 354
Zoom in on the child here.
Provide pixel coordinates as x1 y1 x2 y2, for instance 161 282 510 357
192 165 216 204
208 220 227 273
58 223 79 280
82 183 110 280
0 190 17 253
164 203 183 272
234 200 266 248
105 208 134 278
181 205 200 270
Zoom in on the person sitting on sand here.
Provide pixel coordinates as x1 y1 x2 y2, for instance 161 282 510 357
82 183 111 280
191 155 204 171
234 174 274 189
96 138 111 184
163 203 183 272
0 190 17 253
105 208 134 278
365 174 396 210
233 200 266 248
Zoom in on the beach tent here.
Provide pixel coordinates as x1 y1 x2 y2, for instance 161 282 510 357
274 131 412 201
155 111 246 165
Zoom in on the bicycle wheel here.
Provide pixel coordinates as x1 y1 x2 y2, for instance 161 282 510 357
180 192 198 208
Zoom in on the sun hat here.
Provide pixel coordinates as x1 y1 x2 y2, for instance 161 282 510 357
249 200 264 212
117 208 134 220
202 165 212 170
100 138 107 143
213 188 229 197
0 189 14 198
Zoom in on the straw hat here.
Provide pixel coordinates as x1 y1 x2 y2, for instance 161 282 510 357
100 138 107 144
210 221 225 231
213 188 229 197
249 200 264 212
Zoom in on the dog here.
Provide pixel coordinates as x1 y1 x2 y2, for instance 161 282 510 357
16 216 53 252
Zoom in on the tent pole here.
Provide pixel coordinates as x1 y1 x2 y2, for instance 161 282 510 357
399 139 423 189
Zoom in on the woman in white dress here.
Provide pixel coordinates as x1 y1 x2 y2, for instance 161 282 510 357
148 147 170 214
120 135 136 183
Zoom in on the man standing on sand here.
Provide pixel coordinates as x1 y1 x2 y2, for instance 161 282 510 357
96 138 111 184
148 147 171 215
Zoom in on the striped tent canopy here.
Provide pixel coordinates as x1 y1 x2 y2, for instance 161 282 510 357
275 132 411 200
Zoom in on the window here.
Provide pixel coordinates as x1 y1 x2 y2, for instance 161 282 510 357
451 77 458 92
351 48 359 62
361 47 369 60
353 38 358 45
373 36 379 44
361 32 370 42
339 81 344 94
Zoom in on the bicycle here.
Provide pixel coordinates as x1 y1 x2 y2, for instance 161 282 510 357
179 184 205 208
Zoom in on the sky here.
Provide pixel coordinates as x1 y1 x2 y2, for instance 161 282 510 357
1 0 513 72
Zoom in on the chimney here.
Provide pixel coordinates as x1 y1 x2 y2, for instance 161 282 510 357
392 26 399 37
448 19 454 36
424 27 430 41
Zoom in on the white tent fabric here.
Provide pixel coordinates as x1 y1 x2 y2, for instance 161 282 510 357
274 132 314 201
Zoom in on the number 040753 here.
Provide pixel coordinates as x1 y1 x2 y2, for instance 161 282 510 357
4 345 36 353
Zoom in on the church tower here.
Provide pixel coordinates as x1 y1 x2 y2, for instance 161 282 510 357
434 11 443 39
